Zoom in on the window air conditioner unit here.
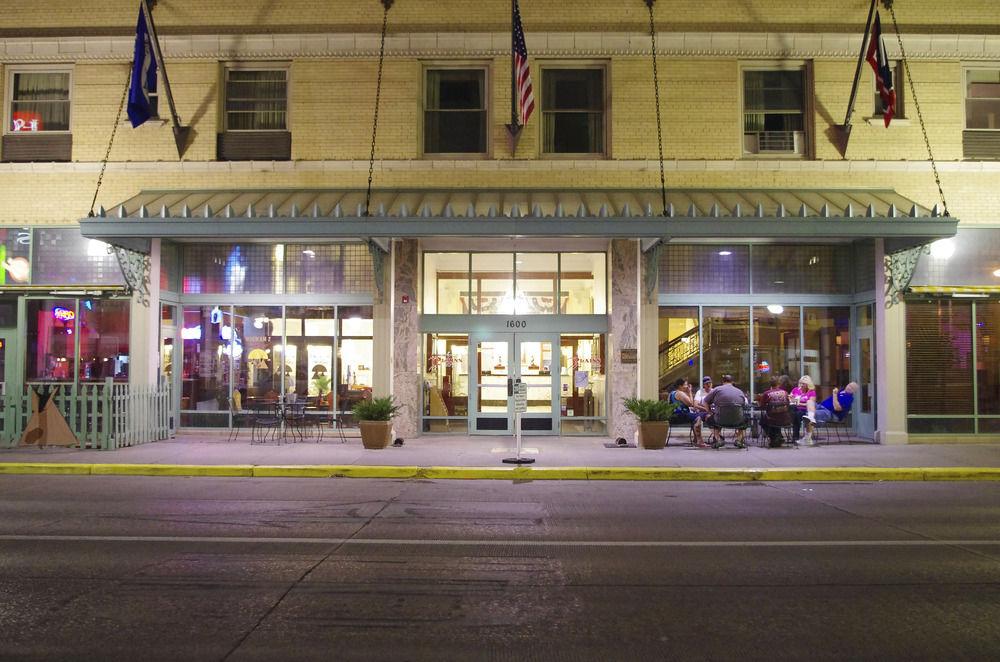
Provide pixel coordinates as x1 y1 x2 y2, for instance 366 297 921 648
743 130 804 155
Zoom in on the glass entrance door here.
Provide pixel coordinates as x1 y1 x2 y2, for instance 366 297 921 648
470 332 559 435
471 334 513 433
0 329 15 443
855 304 876 438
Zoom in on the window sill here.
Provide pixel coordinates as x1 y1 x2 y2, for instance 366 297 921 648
864 117 911 126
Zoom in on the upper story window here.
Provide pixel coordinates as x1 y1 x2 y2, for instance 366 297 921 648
541 67 606 156
224 68 287 131
963 68 1000 159
743 68 806 156
966 69 1000 130
424 68 487 155
6 70 71 133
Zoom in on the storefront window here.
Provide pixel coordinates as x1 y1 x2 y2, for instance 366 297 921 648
423 333 469 432
234 305 282 406
32 228 124 286
285 244 373 295
978 302 999 416
803 306 850 400
79 299 130 382
181 244 284 294
423 253 469 314
180 306 231 427
752 305 800 395
660 245 749 295
472 253 515 314
515 253 557 314
283 306 336 405
337 306 373 414
702 307 751 392
657 306 700 398
559 334 605 423
0 227 31 286
25 299 76 382
561 253 606 314
752 245 852 294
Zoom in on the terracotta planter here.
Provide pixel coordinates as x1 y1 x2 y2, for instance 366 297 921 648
359 420 392 449
638 421 669 450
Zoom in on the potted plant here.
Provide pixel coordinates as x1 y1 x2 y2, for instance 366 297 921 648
312 374 332 406
622 397 678 450
352 396 402 449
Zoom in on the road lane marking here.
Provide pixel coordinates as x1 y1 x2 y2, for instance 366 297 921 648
1 535 998 547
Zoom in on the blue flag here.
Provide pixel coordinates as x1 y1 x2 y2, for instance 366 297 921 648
127 7 158 127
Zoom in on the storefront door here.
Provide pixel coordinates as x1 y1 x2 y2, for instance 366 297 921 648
0 328 15 442
856 312 876 438
470 332 559 435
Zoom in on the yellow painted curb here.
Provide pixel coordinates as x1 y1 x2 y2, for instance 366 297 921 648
0 463 998 481
89 464 254 477
0 463 93 475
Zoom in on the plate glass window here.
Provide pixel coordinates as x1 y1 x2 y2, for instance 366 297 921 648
225 69 287 131
9 72 70 133
542 68 605 155
424 69 486 154
743 69 806 155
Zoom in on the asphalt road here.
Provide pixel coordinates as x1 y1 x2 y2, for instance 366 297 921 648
0 477 998 661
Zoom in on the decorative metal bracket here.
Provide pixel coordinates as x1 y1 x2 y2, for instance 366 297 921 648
111 245 152 307
884 244 928 308
641 241 664 304
367 239 389 304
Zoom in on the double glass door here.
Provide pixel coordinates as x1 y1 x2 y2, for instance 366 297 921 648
471 332 558 434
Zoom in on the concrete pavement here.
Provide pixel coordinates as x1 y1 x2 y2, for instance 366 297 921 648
1 432 999 480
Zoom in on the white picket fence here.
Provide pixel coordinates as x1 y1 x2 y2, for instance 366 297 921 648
0 378 171 450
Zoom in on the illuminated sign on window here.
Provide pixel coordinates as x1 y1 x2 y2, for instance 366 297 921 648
11 111 42 132
52 306 75 322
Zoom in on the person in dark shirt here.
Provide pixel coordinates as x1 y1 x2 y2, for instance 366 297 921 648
802 382 858 444
703 374 749 448
758 376 792 447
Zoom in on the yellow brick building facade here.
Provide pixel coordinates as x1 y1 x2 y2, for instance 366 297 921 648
0 1 997 445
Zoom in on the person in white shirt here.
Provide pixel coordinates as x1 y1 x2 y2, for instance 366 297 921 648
694 376 713 407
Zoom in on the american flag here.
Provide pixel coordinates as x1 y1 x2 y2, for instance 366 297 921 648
513 0 535 126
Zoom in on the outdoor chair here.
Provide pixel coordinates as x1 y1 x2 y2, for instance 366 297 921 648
284 401 318 442
759 400 792 448
335 412 357 443
227 394 253 442
812 415 851 444
250 402 282 444
708 402 750 450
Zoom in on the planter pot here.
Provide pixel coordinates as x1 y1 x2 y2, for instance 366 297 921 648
638 421 669 450
359 420 392 449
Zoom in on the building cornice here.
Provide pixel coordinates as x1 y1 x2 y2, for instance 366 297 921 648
1 31 999 63
1 159 999 175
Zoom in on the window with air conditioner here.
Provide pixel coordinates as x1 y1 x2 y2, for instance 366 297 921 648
742 69 806 156
964 68 1000 159
3 67 73 162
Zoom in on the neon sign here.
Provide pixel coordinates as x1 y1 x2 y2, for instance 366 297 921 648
53 306 75 322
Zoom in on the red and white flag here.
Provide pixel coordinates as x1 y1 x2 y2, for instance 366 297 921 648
866 11 896 127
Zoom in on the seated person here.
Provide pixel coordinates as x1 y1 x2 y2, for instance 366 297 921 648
702 374 749 448
803 382 858 443
789 375 816 443
694 376 713 407
758 376 792 447
667 378 706 447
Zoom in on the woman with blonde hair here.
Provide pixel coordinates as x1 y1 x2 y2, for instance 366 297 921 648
790 375 816 445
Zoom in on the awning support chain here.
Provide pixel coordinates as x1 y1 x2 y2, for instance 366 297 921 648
364 0 393 218
88 64 131 218
366 240 388 304
642 241 664 304
644 0 668 217
885 0 950 217
884 244 927 308
111 245 152 307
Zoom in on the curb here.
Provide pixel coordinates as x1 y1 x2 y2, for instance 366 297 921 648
0 463 998 481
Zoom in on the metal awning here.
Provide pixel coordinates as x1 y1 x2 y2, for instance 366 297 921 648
79 187 957 253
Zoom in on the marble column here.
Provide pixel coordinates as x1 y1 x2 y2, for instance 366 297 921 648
874 239 909 444
129 239 161 387
390 238 420 439
609 239 639 441
638 248 660 401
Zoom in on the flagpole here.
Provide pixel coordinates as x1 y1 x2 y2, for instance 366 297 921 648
140 0 191 158
839 0 878 152
505 0 522 149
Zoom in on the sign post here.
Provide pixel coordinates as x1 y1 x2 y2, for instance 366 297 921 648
503 379 534 464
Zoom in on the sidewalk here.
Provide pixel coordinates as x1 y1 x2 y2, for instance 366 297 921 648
1 432 999 480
